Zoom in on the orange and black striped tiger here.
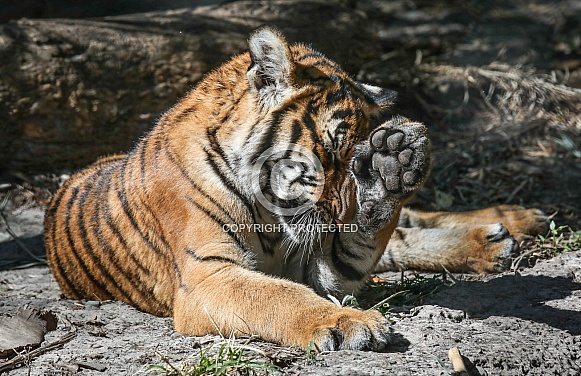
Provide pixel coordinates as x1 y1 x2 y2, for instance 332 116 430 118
44 26 548 351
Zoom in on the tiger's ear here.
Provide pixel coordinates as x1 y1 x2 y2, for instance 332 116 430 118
356 82 398 112
247 26 294 108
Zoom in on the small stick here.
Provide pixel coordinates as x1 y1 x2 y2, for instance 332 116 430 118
504 178 528 204
511 248 536 271
448 347 469 375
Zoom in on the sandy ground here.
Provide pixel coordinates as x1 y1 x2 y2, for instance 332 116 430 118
1 207 580 375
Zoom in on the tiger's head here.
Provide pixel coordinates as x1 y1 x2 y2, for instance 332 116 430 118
240 26 397 250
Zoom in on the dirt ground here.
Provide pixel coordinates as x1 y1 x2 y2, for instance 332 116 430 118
1 208 580 375
1 0 581 375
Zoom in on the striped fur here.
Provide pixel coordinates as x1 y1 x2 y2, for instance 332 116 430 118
44 26 547 350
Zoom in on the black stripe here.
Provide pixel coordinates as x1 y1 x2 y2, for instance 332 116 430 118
331 235 366 281
203 147 253 210
327 129 337 150
302 105 323 163
328 74 343 83
332 254 367 281
204 128 244 200
46 180 69 218
153 136 163 170
243 117 269 151
256 233 275 255
297 52 327 61
139 136 149 185
351 237 373 249
338 243 366 261
276 119 306 164
206 128 228 163
163 145 246 223
76 172 137 306
172 104 197 125
298 178 319 188
336 121 350 132
47 186 81 298
63 184 114 300
131 181 175 254
335 234 367 260
116 161 173 255
290 120 303 145
393 228 411 249
303 104 321 144
326 89 344 106
185 249 242 266
332 109 354 120
260 168 316 210
217 90 247 124
185 196 252 255
296 52 343 71
249 104 298 165
298 58 342 77
396 212 412 227
174 261 185 289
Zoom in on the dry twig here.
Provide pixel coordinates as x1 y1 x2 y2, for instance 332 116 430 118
448 347 469 375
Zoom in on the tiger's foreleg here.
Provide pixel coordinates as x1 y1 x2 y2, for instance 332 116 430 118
172 258 390 351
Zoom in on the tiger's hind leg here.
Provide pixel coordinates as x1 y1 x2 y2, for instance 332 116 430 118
376 224 520 273
376 205 549 274
398 205 549 241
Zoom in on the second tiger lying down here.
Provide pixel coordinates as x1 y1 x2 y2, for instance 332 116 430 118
44 26 548 351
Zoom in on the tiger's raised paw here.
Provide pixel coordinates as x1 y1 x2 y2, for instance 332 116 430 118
302 308 391 352
351 117 431 232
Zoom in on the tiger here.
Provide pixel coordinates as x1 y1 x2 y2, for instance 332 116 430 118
44 26 548 351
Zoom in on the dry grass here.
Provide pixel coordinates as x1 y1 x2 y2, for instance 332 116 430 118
415 62 581 136
512 221 581 269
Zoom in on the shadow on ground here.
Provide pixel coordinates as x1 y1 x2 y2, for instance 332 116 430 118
430 274 581 334
0 235 45 270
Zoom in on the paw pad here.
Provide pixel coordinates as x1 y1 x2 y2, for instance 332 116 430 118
350 117 431 231
369 126 428 195
352 117 430 199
